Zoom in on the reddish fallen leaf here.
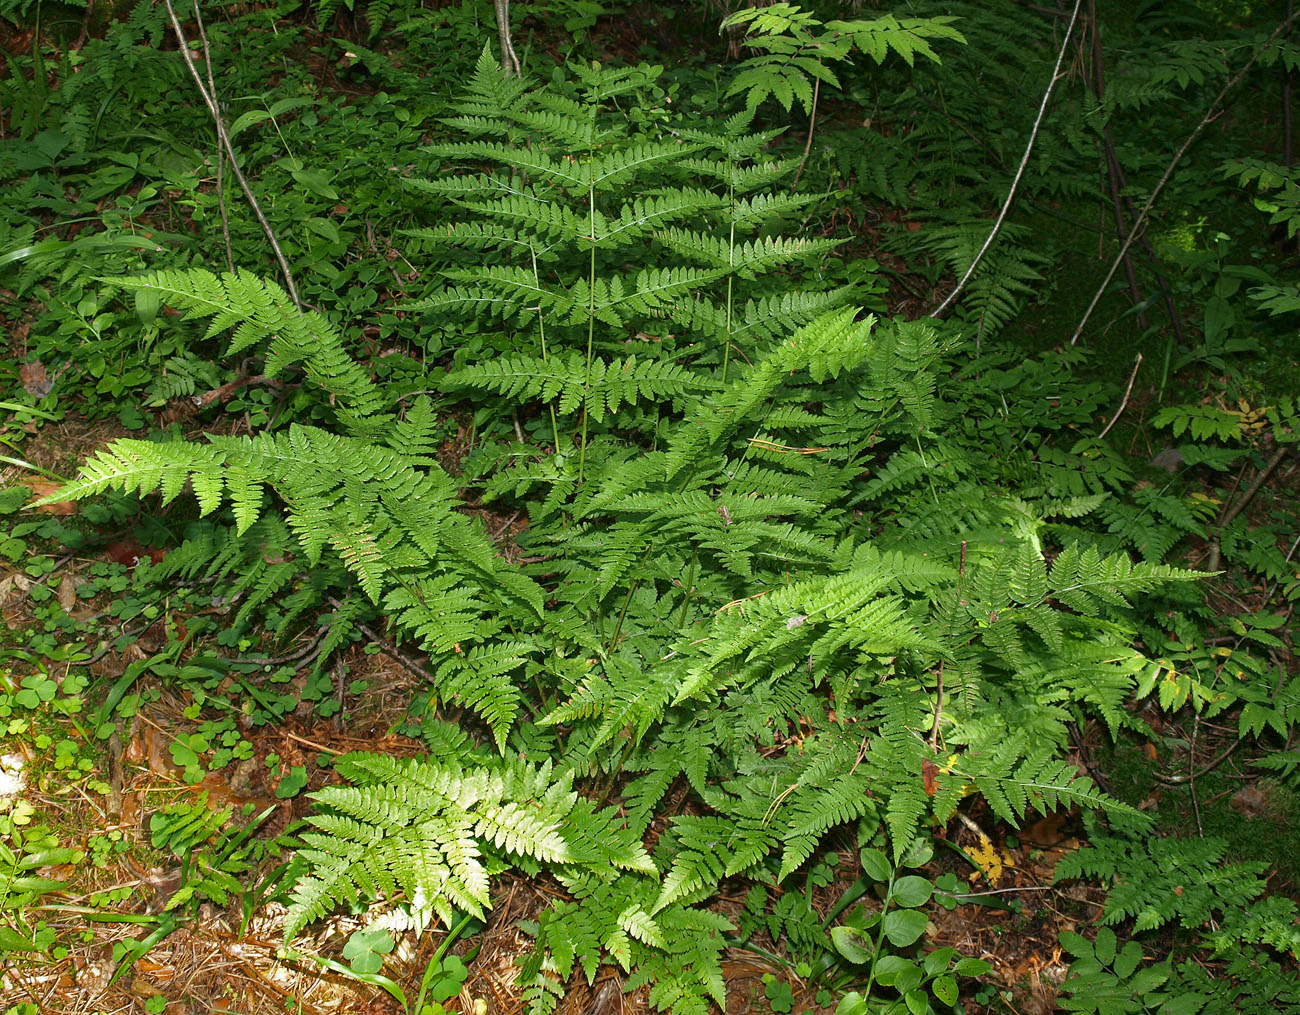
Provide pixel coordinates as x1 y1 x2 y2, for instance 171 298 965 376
1024 809 1069 848
56 575 77 612
23 478 76 515
104 539 166 568
19 360 53 398
1231 784 1270 818
124 734 145 765
921 757 939 796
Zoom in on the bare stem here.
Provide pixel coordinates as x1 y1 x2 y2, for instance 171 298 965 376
789 77 820 193
1097 352 1141 440
1070 11 1298 345
162 0 302 308
191 0 233 272
929 0 1083 319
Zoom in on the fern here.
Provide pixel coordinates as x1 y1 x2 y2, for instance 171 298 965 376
723 4 964 115
286 741 652 939
104 269 388 430
1057 826 1276 935
404 45 854 455
921 222 1047 334
41 33 1252 1013
444 351 712 421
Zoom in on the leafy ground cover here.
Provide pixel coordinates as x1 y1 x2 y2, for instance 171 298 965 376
1 2 1298 1014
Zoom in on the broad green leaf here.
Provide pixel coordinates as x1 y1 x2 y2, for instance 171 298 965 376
891 875 933 908
830 925 875 965
882 908 928 947
860 847 891 882
931 974 958 1005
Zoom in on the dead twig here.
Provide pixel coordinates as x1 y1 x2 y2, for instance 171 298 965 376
161 0 302 307
1071 11 1299 344
930 0 1083 319
1097 352 1141 441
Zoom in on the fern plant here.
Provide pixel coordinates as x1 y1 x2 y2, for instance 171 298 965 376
37 45 1232 1015
722 3 965 117
41 281 1210 1013
404 47 851 475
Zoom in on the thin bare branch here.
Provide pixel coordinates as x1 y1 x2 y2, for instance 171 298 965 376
1070 12 1298 345
191 0 233 272
1097 352 1141 440
929 0 1083 319
162 0 302 307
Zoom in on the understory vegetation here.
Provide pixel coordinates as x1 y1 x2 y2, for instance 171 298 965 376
1 1 1298 1013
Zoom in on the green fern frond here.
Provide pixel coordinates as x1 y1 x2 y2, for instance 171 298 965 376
443 352 711 421
656 229 841 278
286 749 648 939
1048 543 1205 614
828 14 967 67
665 307 874 480
104 268 386 426
433 641 533 751
962 741 1139 827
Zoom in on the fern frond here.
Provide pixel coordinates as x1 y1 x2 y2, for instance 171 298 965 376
1048 543 1204 615
443 352 711 421
287 749 644 939
433 641 533 751
656 229 841 279
104 269 386 426
828 14 966 67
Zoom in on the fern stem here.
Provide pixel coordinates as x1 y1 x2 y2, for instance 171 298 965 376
607 542 657 652
721 179 737 384
929 0 1082 321
529 242 563 456
1069 8 1300 344
598 735 639 806
577 187 597 485
676 551 699 629
789 76 820 193
861 867 900 1001
415 912 476 1014
161 0 303 309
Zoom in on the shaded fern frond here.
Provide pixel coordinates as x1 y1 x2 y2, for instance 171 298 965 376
104 268 387 429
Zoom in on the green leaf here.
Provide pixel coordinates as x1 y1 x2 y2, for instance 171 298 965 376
923 947 955 976
342 927 394 975
835 991 868 1015
931 974 958 1005
275 765 309 799
860 847 892 882
1158 990 1208 1015
1094 926 1116 965
830 925 875 965
882 909 928 947
134 287 160 327
291 168 340 201
890 875 933 908
872 954 916 986
953 956 992 977
0 926 44 953
1113 939 1142 979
